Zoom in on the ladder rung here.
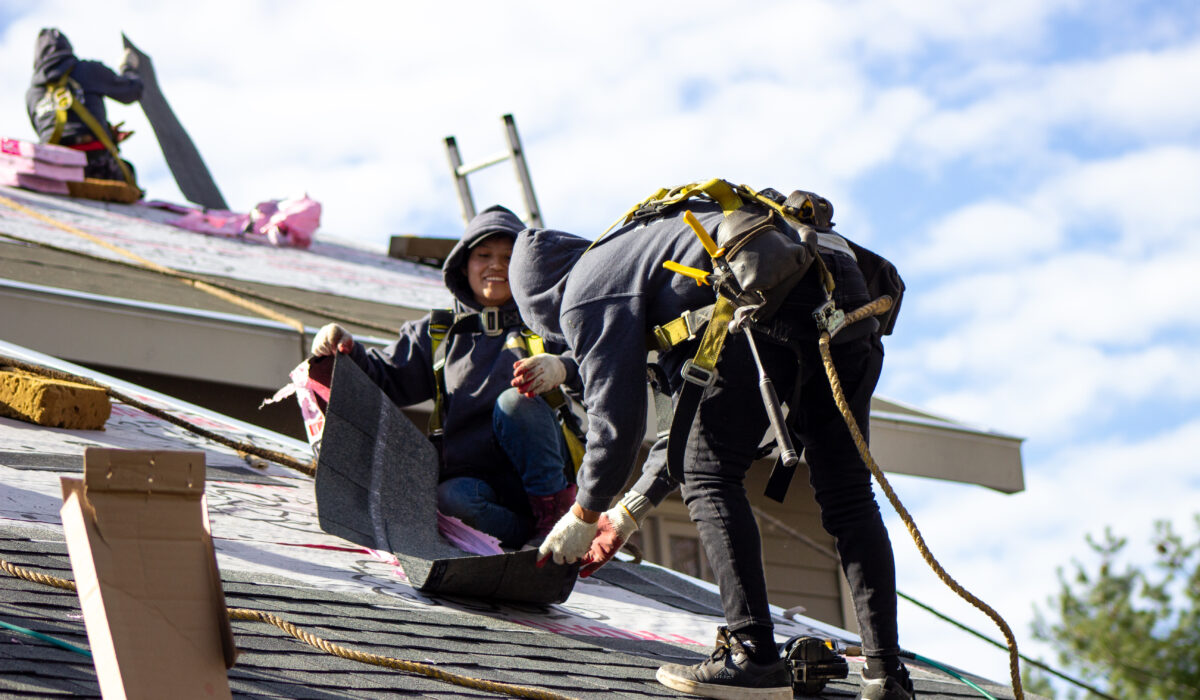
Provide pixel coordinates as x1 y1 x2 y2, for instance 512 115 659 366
455 151 511 177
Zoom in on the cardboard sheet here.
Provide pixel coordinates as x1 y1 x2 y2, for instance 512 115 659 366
60 448 235 700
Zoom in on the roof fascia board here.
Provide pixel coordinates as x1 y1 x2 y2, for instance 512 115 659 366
1 278 391 391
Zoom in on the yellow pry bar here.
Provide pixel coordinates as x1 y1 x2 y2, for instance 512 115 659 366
662 260 711 286
683 210 724 258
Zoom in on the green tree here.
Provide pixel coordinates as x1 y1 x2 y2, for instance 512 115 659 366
1032 515 1200 699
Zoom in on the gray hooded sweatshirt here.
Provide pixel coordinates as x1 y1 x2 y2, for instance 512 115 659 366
510 199 874 513
26 28 143 145
509 203 727 513
348 205 578 484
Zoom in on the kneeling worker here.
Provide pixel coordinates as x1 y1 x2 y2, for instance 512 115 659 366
311 205 580 549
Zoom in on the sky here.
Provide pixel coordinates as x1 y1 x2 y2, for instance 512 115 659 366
3 0 1199 695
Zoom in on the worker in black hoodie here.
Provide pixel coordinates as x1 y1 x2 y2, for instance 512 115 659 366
26 28 143 181
311 206 580 550
509 194 913 700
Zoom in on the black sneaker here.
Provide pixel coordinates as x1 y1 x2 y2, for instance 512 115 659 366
655 627 791 700
859 670 916 699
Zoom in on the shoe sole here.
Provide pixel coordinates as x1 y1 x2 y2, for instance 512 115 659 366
655 667 792 700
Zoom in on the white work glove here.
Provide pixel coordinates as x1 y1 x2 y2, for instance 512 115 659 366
311 323 354 357
119 47 136 74
536 508 598 566
511 354 567 397
579 491 650 578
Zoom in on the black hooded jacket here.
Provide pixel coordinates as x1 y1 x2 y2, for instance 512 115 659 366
347 205 578 484
510 200 874 513
26 28 143 144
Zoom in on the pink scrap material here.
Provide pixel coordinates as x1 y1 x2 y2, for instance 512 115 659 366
159 194 322 248
0 137 87 166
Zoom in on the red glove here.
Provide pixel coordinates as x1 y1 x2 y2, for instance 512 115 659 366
579 504 639 578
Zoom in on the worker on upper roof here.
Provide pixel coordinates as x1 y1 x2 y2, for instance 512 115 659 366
509 191 913 700
26 28 143 182
311 205 580 550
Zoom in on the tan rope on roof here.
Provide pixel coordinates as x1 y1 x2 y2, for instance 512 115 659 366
0 230 400 337
0 355 315 478
0 560 578 700
819 295 1025 700
0 193 311 360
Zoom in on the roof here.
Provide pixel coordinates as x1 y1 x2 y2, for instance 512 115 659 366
0 340 1036 699
0 184 1023 492
0 183 1038 697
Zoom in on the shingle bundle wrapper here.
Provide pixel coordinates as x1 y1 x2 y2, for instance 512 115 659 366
0 368 111 430
0 138 86 195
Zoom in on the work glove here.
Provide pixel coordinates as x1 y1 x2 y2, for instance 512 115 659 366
311 323 354 357
511 354 567 398
579 491 651 578
536 508 598 567
118 47 137 75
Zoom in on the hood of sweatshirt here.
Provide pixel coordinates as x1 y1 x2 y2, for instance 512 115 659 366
441 205 525 310
30 28 77 86
509 227 592 344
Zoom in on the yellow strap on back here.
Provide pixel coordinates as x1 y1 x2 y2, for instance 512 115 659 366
692 296 736 374
46 72 74 146
45 70 137 187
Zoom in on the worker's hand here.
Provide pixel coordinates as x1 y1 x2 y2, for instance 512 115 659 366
579 491 650 577
511 354 567 397
536 506 598 567
311 324 354 357
119 47 137 74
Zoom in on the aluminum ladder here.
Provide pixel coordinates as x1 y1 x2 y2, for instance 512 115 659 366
444 113 543 228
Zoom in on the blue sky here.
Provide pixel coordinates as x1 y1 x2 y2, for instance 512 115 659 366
3 1 1198 694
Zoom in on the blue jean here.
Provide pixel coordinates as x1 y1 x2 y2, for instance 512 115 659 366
437 388 568 548
679 297 898 658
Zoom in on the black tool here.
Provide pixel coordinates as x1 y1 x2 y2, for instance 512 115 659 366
779 635 850 695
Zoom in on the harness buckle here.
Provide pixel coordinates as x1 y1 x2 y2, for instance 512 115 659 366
480 307 503 337
680 308 707 341
680 359 718 388
812 301 846 336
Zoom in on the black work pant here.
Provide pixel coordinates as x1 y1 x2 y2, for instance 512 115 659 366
677 305 898 658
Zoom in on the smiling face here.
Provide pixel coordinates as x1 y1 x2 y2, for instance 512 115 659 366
465 235 514 307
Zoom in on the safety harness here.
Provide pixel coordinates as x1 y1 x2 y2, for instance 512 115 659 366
605 179 904 501
427 307 586 476
37 66 138 188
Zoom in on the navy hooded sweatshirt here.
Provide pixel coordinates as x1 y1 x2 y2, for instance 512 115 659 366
510 199 874 513
348 205 578 485
26 28 143 145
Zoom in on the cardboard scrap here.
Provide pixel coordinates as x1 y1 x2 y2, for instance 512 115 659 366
66 178 143 204
0 368 111 430
60 448 236 700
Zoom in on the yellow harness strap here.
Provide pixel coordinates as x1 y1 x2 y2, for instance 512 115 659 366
512 331 586 475
45 70 137 188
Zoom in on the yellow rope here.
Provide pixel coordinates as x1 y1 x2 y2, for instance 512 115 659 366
0 193 310 360
0 231 400 336
820 296 1024 700
0 558 577 700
